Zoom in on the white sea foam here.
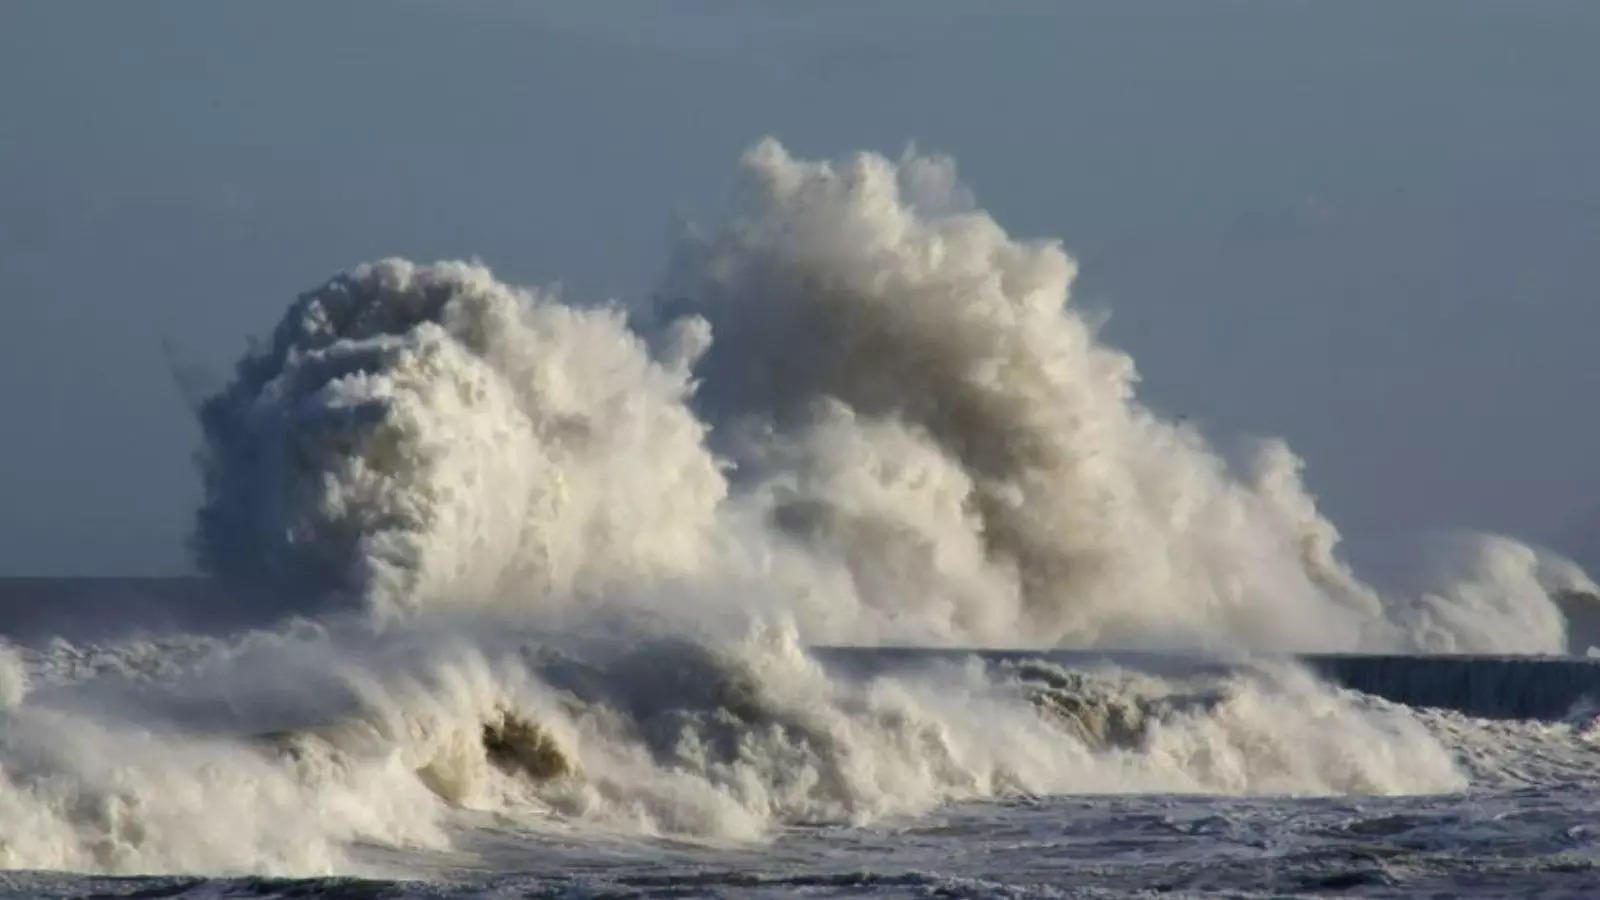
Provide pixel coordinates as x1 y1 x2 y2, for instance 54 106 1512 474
0 623 1475 875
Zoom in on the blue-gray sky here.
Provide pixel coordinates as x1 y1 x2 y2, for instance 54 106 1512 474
2 1 1597 575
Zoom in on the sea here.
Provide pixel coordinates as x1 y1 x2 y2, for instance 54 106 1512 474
1 578 1597 899
5 142 1599 897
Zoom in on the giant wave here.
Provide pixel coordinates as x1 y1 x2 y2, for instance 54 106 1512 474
1 141 1597 878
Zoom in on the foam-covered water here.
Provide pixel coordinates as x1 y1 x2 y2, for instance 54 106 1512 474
4 616 1600 897
3 141 1598 895
4 612 1600 897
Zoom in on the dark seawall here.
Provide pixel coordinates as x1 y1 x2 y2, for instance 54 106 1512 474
1302 653 1600 720
811 647 1600 721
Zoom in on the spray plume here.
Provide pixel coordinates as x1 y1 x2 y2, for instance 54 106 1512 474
0 140 1590 878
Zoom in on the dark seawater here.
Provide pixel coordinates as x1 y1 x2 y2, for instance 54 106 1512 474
0 577 277 642
4 791 1597 898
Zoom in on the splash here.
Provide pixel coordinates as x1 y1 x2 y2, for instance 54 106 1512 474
195 139 1589 652
668 141 1391 649
0 140 1592 877
193 259 725 620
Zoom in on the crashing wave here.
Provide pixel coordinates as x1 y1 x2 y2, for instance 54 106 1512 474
193 140 1590 652
0 140 1594 877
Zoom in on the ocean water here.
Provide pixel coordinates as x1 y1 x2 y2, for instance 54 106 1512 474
2 580 1599 898
4 141 1600 896
6 790 1599 898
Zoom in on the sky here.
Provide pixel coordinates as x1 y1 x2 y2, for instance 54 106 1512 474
1 0 1597 576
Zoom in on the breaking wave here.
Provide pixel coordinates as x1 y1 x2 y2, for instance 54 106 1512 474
0 624 1482 875
1 140 1595 877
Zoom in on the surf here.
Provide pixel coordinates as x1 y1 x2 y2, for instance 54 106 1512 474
1 139 1596 878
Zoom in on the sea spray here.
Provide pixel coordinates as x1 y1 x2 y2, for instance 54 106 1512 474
194 139 1588 652
0 140 1592 877
193 260 726 620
